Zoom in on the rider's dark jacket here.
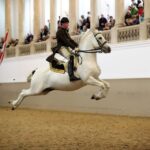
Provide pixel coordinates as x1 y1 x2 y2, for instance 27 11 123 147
56 28 78 49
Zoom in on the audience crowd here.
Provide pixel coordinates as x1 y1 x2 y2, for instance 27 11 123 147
125 0 144 26
0 0 145 48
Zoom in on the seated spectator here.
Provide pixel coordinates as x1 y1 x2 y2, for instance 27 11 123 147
125 11 133 26
43 25 49 36
132 15 140 25
99 14 107 30
37 25 49 42
0 37 4 49
131 0 137 7
103 22 111 30
24 33 33 44
109 16 115 28
7 38 19 48
130 4 138 17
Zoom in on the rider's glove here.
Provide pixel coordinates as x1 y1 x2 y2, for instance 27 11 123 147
72 47 79 55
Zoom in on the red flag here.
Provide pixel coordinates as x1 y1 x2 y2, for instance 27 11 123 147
0 31 8 65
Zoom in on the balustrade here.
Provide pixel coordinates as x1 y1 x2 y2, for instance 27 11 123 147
5 24 150 58
118 25 140 42
5 47 16 57
18 44 31 56
147 23 150 39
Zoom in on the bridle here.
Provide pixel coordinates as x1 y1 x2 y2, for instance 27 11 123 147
76 32 108 54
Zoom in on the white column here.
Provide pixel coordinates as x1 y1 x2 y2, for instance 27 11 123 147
90 0 98 29
5 0 12 40
40 0 45 28
140 0 150 40
144 0 150 22
50 0 57 37
33 0 41 41
111 0 124 43
115 0 124 27
69 0 77 34
18 0 25 43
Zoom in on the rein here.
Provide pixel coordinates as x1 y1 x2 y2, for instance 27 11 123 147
76 32 107 54
77 48 103 53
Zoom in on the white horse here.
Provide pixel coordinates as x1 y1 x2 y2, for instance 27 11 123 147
9 29 111 110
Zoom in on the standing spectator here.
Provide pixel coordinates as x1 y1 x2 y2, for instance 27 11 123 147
86 11 91 29
78 15 86 31
57 16 61 29
47 19 50 31
138 2 144 22
99 14 107 30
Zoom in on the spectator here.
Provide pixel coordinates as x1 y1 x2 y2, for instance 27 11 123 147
24 33 33 44
0 37 4 49
78 15 86 31
43 25 49 36
47 19 50 31
125 11 133 26
57 16 61 29
99 14 107 30
103 22 111 30
86 11 91 29
109 16 115 28
7 38 18 48
138 2 144 22
130 4 138 17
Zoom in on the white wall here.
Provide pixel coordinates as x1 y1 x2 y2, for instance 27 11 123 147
0 40 150 83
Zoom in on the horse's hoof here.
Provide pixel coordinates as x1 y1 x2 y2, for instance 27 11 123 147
91 95 95 99
95 97 100 100
11 107 15 111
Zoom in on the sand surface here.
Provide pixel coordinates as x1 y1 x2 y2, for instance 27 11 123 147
0 107 150 150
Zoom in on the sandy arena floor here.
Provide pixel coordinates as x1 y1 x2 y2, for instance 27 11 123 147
0 107 150 150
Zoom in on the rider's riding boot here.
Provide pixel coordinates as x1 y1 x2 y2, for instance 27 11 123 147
68 55 80 81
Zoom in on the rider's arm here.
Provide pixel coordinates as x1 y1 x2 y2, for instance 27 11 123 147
56 30 78 49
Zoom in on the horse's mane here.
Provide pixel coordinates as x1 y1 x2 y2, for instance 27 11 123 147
80 29 92 43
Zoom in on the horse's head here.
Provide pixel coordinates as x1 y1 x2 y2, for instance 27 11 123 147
80 29 111 54
92 30 111 53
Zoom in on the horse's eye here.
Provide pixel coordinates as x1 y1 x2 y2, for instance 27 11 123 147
99 37 102 40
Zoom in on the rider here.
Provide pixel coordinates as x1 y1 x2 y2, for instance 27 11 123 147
47 17 80 81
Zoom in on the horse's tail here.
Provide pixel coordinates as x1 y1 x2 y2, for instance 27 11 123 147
27 69 36 82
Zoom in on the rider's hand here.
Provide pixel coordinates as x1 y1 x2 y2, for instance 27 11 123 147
72 47 79 54
74 47 79 51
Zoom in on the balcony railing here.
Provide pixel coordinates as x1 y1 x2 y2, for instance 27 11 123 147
118 25 140 42
5 23 150 58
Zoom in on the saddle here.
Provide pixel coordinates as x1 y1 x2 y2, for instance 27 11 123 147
46 47 78 74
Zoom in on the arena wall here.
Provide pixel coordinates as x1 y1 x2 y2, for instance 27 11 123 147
0 40 150 83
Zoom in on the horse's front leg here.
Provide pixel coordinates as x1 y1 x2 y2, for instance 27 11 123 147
85 76 106 100
98 79 110 96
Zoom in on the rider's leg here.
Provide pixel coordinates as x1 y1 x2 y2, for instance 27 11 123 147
68 55 80 81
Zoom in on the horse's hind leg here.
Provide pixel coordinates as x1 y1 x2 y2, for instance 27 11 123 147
9 88 33 110
9 87 53 110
